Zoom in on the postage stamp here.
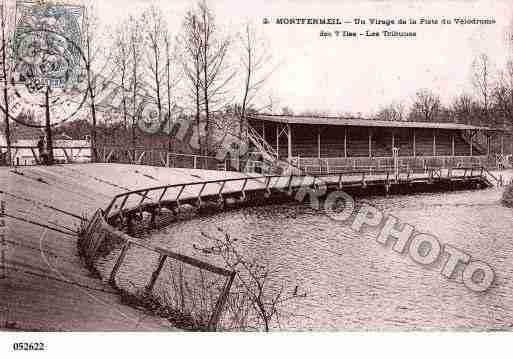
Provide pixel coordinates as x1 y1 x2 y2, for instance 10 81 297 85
2 1 87 128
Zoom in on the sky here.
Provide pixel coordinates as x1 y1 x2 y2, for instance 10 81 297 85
93 0 513 116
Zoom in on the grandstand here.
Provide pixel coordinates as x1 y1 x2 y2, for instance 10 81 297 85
247 114 509 173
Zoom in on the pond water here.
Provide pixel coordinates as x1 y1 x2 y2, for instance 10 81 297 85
148 179 513 330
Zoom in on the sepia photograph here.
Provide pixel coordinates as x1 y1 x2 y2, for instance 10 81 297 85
0 0 512 356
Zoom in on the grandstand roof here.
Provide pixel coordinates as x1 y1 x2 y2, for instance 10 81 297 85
249 114 500 131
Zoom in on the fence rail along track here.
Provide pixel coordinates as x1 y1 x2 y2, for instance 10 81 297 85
80 165 493 330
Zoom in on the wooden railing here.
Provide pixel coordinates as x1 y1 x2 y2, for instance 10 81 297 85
290 155 493 174
103 166 491 218
0 145 91 165
80 208 236 330
96 146 232 171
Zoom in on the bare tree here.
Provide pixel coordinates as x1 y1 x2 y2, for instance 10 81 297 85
452 93 478 125
472 53 493 124
160 26 180 151
179 9 204 153
80 1 116 162
163 31 177 151
493 61 513 128
410 89 441 122
128 15 144 152
0 1 12 164
237 21 273 139
376 102 406 122
141 5 167 124
111 20 131 131
196 0 234 154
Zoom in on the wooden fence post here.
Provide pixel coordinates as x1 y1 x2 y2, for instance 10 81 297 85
145 255 167 294
208 271 236 331
109 241 131 286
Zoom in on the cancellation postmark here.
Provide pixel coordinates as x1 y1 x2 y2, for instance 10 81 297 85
0 2 88 128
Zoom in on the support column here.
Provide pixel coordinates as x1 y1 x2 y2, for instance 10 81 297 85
470 132 473 156
287 123 292 160
486 134 490 157
317 128 321 159
275 125 279 159
451 133 455 157
368 128 372 158
432 130 436 156
501 133 504 156
262 122 265 140
344 127 347 158
413 129 416 157
391 130 395 156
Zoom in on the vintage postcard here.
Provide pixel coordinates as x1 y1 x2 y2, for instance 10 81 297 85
0 0 512 357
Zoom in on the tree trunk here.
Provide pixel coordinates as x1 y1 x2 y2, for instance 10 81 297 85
202 15 210 155
195 59 201 154
166 38 172 152
2 85 9 165
121 70 128 130
132 43 138 159
87 68 97 162
203 64 209 155
1 6 10 165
